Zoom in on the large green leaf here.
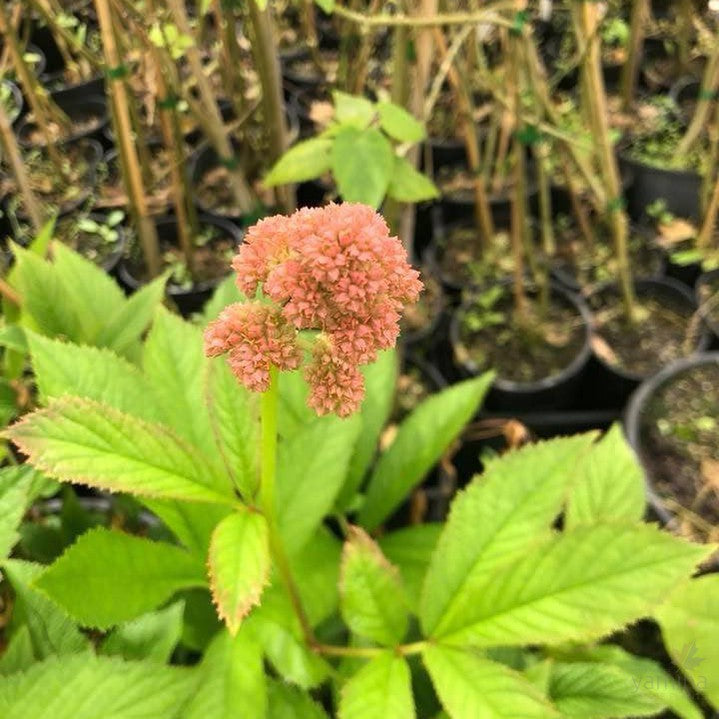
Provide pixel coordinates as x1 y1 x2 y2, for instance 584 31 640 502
5 397 233 504
183 629 266 719
333 91 375 128
340 527 408 646
143 307 216 457
0 626 34 675
379 523 442 613
264 138 333 186
387 156 439 203
205 357 259 500
277 414 361 550
36 528 207 629
655 574 719 706
336 349 397 511
267 679 329 719
548 662 664 718
420 434 597 635
101 601 185 662
339 652 415 719
0 471 29 558
208 509 271 635
2 560 88 659
565 424 645 528
95 273 169 359
27 333 161 422
358 374 493 530
0 653 196 719
423 645 559 719
331 127 394 208
433 523 710 647
377 102 425 143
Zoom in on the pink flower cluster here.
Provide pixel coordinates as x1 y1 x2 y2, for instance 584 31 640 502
204 203 422 417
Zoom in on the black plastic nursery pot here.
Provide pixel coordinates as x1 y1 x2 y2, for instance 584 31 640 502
696 269 719 347
619 150 702 223
16 91 108 148
54 212 127 274
586 276 711 409
117 214 242 317
6 138 103 228
624 352 719 566
450 280 593 413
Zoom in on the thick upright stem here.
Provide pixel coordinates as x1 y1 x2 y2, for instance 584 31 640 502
94 0 161 277
0 101 42 231
260 367 314 643
620 0 647 110
246 0 294 212
574 1 635 322
677 47 719 158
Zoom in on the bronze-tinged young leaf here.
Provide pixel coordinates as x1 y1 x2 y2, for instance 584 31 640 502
340 527 408 646
4 397 233 504
208 509 271 635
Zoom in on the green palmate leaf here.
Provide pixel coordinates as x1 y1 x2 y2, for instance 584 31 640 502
565 424 645 528
377 102 425 143
101 601 185 662
655 574 719 706
277 414 361 550
264 138 333 186
246 588 330 688
199 275 244 328
379 523 442 613
268 679 329 719
288 527 341 626
0 323 28 354
50 242 126 342
574 645 703 719
183 629 266 719
331 127 394 208
359 373 493 531
314 0 335 12
180 588 223 651
340 527 408 646
548 662 665 718
2 560 89 659
206 357 259 499
0 471 28 558
144 307 217 458
337 349 398 511
433 523 711 647
339 652 415 719
0 653 195 719
423 646 559 719
387 156 439 202
95 272 169 359
5 397 233 504
36 528 207 629
208 509 271 635
333 90 376 128
420 434 597 635
27 333 161 423
277 369 315 439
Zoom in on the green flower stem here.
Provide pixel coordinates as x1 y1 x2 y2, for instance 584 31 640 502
260 366 315 643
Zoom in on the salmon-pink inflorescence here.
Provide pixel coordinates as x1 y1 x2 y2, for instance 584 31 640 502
205 203 422 416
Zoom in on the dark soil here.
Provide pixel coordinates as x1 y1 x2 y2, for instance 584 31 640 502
400 270 443 339
126 228 235 290
392 365 435 422
456 287 586 383
589 291 696 375
54 216 122 267
697 273 719 331
196 166 245 217
285 51 339 84
23 111 104 146
436 165 515 204
639 362 719 547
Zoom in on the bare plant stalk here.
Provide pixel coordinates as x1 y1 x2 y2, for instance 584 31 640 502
351 0 381 94
246 0 294 212
167 0 255 214
559 153 596 248
0 1 69 175
94 0 161 277
677 47 719 157
534 143 556 256
301 0 324 72
433 26 494 245
678 0 693 72
696 103 719 249
620 0 648 110
573 1 635 322
0 101 42 232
